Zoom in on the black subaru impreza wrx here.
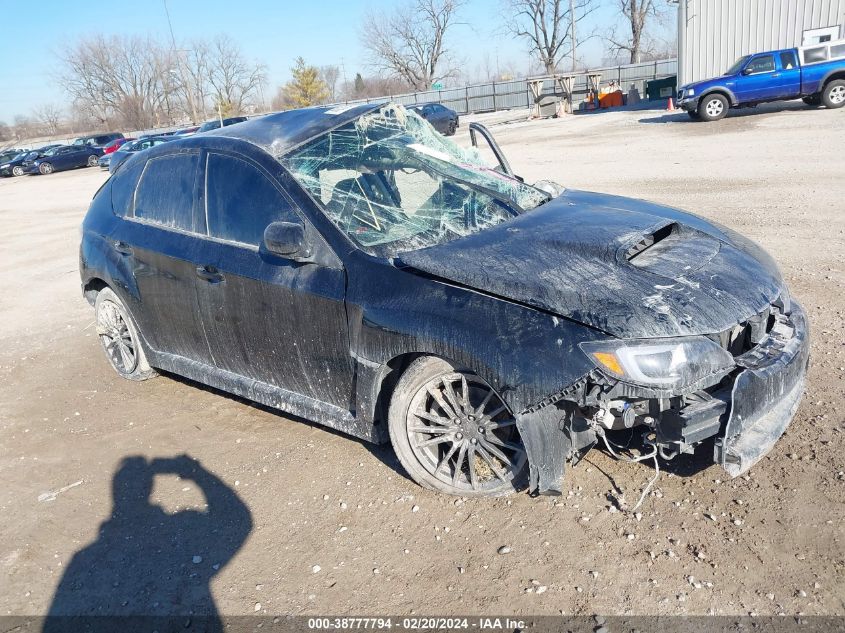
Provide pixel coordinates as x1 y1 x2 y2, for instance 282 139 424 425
80 103 809 497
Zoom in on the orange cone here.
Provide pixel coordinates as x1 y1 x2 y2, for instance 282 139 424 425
667 97 675 111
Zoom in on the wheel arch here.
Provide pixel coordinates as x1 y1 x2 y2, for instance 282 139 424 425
83 277 109 306
821 70 845 90
699 88 736 107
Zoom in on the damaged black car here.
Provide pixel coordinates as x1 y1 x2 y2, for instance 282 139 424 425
80 103 809 498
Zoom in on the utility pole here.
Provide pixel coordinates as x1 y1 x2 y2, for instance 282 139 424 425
164 0 199 124
570 0 577 72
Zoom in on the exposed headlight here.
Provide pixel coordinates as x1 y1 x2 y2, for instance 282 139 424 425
0 163 8 169
686 88 695 96
579 336 734 391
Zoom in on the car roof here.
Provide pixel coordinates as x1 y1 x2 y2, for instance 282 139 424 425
202 102 382 154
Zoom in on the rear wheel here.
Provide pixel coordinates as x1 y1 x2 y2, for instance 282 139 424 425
822 80 845 109
94 288 157 381
388 357 527 497
698 94 729 122
39 162 54 175
87 155 99 167
447 120 457 136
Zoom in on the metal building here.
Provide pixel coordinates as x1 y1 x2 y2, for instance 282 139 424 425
678 0 845 85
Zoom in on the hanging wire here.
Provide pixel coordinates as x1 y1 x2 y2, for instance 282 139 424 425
595 426 661 513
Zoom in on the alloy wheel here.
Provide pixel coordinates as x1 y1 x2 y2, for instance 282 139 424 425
405 371 526 494
96 300 138 375
705 99 724 117
830 85 845 105
12 166 23 176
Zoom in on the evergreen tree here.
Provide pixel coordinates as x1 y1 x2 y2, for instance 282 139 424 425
282 57 330 108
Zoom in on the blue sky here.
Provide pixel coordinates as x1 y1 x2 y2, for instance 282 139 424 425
0 0 675 122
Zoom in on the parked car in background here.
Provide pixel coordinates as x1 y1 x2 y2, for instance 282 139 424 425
25 144 100 175
197 116 248 133
79 103 808 498
106 135 174 173
0 149 27 163
73 133 125 155
410 103 459 135
174 125 200 136
102 137 133 155
678 39 845 121
1 145 60 177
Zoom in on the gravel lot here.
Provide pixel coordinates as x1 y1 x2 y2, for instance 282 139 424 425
1 102 843 618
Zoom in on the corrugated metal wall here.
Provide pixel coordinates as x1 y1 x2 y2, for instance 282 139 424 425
679 0 845 85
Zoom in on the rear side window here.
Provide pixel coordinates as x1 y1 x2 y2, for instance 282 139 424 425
205 153 295 246
111 158 146 217
134 153 198 231
779 52 797 69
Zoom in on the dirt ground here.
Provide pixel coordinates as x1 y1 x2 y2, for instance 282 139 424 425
1 102 843 618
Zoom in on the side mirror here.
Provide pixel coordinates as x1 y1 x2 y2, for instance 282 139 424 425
741 67 754 75
263 221 313 261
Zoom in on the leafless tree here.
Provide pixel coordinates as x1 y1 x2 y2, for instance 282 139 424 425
320 65 341 102
59 34 176 129
505 0 597 74
361 0 464 90
32 104 65 135
606 0 666 64
206 35 266 117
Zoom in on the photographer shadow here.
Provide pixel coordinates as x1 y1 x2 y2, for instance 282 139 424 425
44 454 252 632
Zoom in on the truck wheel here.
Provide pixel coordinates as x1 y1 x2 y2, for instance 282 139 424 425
802 95 821 107
822 80 845 109
698 94 728 122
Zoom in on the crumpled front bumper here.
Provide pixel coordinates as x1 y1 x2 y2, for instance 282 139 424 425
714 300 810 477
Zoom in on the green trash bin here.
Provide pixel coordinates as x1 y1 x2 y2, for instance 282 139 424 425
646 76 677 101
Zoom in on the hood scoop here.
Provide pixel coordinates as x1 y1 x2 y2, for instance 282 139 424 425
622 222 721 280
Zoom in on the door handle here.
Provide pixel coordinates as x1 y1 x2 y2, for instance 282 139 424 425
196 265 224 283
113 241 133 256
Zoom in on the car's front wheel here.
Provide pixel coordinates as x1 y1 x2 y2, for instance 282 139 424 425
388 357 527 497
698 94 729 121
12 166 24 176
87 155 99 167
822 80 845 109
94 288 157 381
39 162 54 175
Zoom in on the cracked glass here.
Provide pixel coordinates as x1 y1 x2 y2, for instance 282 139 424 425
278 104 549 256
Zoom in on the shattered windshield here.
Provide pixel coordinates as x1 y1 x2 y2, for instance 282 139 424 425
279 104 549 257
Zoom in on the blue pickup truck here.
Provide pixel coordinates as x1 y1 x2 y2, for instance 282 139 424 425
677 39 845 121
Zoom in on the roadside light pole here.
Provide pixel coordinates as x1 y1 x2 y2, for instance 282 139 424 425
163 0 199 125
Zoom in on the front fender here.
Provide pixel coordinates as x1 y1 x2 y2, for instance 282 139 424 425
345 251 606 421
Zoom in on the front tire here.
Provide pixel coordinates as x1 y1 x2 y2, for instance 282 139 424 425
388 357 527 497
94 288 157 381
12 166 24 176
39 162 54 175
698 94 729 121
822 80 845 109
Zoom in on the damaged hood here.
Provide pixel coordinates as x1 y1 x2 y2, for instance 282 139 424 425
396 190 784 339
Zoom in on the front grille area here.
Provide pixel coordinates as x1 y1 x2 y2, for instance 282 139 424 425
709 304 778 357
